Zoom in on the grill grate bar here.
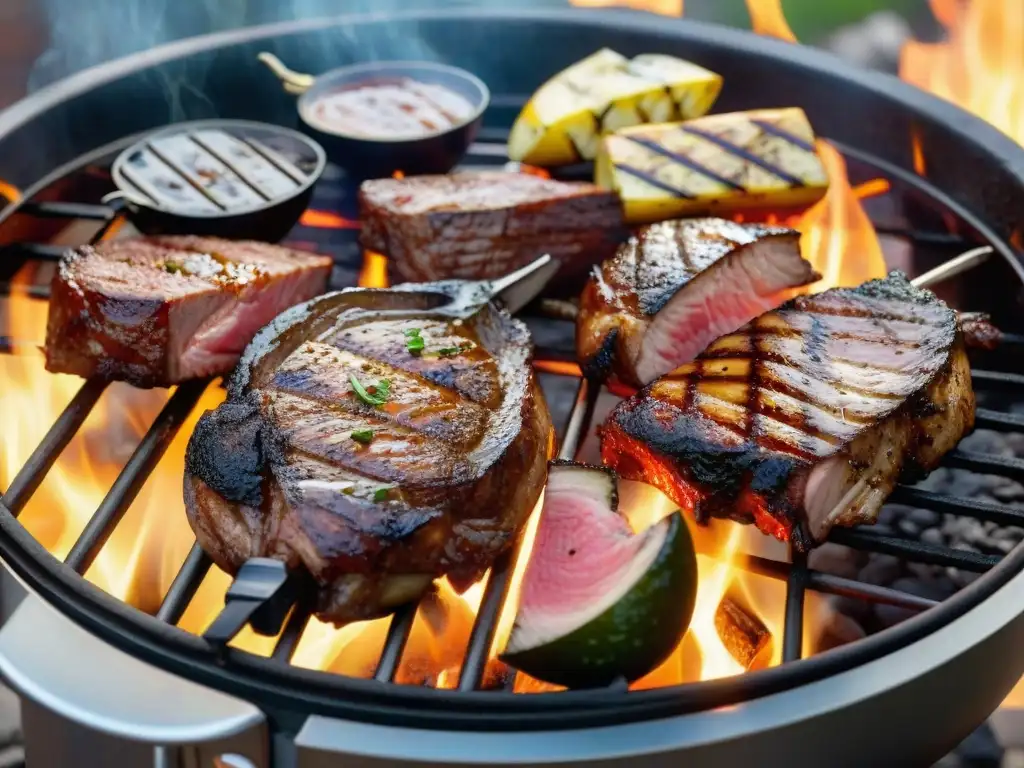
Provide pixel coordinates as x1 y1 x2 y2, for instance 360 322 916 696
456 550 517 691
741 554 936 611
828 528 1000 571
781 548 807 662
974 408 1024 433
374 603 419 682
17 201 114 220
64 379 211 574
272 603 313 663
2 242 72 261
945 449 1024 483
155 542 212 624
970 369 1024 391
0 282 49 299
456 378 599 692
889 487 1024 528
1 379 107 516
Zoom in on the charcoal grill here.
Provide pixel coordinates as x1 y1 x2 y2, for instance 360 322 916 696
0 8 1023 768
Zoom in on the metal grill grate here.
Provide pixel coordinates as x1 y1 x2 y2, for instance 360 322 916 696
1 130 1023 694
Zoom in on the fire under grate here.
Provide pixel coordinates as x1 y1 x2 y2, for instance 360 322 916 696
1 122 1024 698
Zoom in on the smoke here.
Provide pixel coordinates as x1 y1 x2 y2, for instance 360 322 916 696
27 0 476 92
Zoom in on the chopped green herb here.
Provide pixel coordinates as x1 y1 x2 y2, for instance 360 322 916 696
342 486 355 495
350 429 374 444
373 487 392 503
404 328 425 355
164 262 184 275
350 375 391 407
437 343 471 358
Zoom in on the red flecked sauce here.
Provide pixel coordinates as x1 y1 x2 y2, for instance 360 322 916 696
309 77 475 139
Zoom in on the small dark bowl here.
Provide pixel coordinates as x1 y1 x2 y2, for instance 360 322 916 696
291 60 489 179
110 119 326 243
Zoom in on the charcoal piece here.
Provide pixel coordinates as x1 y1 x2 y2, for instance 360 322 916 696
920 528 946 547
827 593 872 624
907 508 941 528
807 542 861 579
897 518 922 538
816 605 866 652
858 554 902 586
714 591 772 669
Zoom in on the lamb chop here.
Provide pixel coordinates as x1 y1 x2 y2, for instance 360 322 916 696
577 218 819 386
183 276 553 625
600 271 975 551
45 235 332 388
359 171 626 287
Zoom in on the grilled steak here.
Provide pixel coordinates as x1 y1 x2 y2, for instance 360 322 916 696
577 218 819 386
45 236 332 388
359 171 626 287
601 271 975 550
183 280 553 625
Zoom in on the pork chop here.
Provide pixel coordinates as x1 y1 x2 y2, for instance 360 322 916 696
577 218 819 386
600 271 975 550
183 279 553 625
45 235 332 387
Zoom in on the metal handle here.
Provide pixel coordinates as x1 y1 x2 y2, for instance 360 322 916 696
257 52 316 95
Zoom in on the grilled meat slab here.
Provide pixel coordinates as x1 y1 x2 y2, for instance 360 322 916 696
45 236 332 388
601 271 975 550
359 171 626 287
184 280 553 624
577 218 819 386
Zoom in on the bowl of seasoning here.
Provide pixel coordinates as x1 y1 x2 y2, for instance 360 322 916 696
259 53 490 179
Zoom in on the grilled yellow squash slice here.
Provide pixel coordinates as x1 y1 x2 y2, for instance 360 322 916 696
595 107 830 224
507 48 722 167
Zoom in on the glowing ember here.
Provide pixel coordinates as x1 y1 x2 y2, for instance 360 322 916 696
744 0 797 43
901 0 1024 146
299 209 361 229
567 0 682 15
0 180 21 206
533 360 583 378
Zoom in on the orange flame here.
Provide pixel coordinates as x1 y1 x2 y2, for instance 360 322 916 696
901 0 1024 145
299 210 361 229
744 0 797 42
744 0 887 290
359 252 389 289
0 180 21 206
789 142 889 289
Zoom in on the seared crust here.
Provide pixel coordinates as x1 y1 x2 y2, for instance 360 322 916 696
576 218 817 385
184 281 553 624
359 171 626 288
44 236 331 387
600 271 974 549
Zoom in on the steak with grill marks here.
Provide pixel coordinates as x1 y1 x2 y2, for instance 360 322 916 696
600 271 975 550
577 218 819 386
45 236 332 387
359 171 626 287
183 280 553 625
